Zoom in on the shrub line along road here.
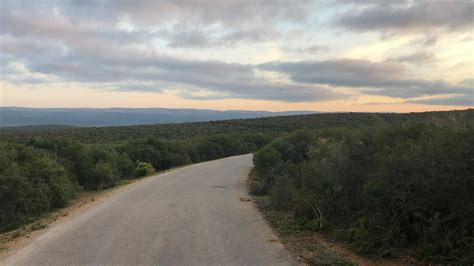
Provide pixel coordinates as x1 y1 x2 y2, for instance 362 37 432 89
2 154 293 265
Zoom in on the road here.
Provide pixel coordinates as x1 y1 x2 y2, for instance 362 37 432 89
3 154 293 265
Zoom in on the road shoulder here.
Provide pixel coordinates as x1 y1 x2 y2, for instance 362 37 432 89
0 175 153 260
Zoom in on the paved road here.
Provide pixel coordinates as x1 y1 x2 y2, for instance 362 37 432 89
3 154 293 265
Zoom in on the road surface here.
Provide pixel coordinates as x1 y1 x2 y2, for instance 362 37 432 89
3 154 293 265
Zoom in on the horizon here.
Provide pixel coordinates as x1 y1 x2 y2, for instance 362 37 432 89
1 1 473 112
2 105 471 114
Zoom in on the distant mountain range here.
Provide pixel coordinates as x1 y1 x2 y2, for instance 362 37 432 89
0 107 318 127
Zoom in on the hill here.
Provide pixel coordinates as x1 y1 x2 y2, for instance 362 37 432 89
1 109 471 143
0 107 316 127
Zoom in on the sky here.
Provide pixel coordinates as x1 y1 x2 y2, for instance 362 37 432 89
0 0 473 112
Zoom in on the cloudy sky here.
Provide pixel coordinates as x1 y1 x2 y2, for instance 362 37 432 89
0 0 472 112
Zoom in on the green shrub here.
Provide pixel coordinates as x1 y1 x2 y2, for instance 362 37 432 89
252 123 474 262
90 161 117 189
28 155 75 208
0 143 76 231
270 175 297 209
115 153 135 178
254 146 281 169
134 162 155 178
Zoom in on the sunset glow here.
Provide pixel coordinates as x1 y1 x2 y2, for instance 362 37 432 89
1 1 472 111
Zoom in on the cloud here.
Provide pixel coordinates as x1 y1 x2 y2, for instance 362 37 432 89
100 0 312 27
223 26 281 44
336 1 474 33
0 12 343 103
165 25 281 48
410 34 439 47
258 59 473 98
334 0 473 46
113 84 164 93
0 0 471 108
166 29 212 48
4 0 307 26
388 51 436 64
283 45 329 54
173 82 344 102
0 0 315 54
259 59 405 87
360 81 472 99
0 8 152 56
459 78 474 88
407 95 474 106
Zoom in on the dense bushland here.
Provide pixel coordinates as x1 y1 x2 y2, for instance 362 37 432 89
251 123 474 262
0 143 75 230
2 109 472 143
0 133 268 232
0 108 472 261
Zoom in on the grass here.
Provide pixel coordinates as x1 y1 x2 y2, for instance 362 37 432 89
252 195 352 265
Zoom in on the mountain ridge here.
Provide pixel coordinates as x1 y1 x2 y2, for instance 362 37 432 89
0 107 318 127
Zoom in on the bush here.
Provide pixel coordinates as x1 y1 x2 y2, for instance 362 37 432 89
134 162 155 178
0 131 271 232
251 123 474 262
196 134 249 161
254 146 281 169
90 161 117 189
0 143 76 231
115 153 135 178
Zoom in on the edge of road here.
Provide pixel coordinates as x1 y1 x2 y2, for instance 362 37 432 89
0 156 231 260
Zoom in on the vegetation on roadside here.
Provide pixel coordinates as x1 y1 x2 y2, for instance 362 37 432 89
251 121 474 263
1 108 473 264
0 133 270 232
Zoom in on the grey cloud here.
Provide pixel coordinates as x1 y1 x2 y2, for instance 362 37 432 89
1 1 310 49
411 35 439 47
336 1 474 33
165 25 282 48
3 75 48 85
167 29 212 48
258 59 473 98
3 0 310 43
259 59 405 87
2 31 342 102
1 0 470 105
459 79 474 88
0 60 51 84
359 81 472 98
27 49 253 84
361 102 399 106
283 45 329 54
172 82 343 102
113 84 164 93
0 8 152 55
389 51 436 64
0 36 53 55
88 0 312 27
166 76 343 102
407 95 474 106
223 26 281 43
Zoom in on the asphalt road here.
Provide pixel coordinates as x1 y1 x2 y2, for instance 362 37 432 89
3 154 293 265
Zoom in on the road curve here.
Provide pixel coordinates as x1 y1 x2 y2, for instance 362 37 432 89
3 154 293 265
